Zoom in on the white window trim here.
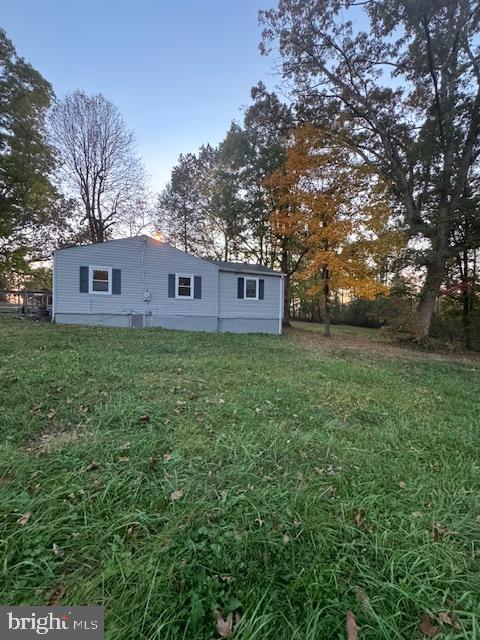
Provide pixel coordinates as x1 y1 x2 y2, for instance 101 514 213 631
175 273 194 299
89 266 112 295
244 277 259 300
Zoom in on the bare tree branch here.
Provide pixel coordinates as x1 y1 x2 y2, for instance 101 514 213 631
50 91 149 243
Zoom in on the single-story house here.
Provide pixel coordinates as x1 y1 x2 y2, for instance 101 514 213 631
52 235 284 334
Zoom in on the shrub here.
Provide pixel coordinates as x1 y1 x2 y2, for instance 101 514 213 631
378 297 416 340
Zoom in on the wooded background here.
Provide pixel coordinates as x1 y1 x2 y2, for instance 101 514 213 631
1 0 479 349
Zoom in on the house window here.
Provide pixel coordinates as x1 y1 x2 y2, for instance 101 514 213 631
245 277 258 299
176 274 193 299
89 266 112 294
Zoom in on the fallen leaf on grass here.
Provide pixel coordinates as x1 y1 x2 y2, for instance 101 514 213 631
437 611 462 630
323 485 336 497
163 452 172 461
282 533 290 545
327 464 340 475
52 543 64 558
28 483 41 495
138 414 150 423
215 610 241 638
170 489 183 502
346 610 359 640
431 522 456 542
399 480 406 489
354 510 373 533
85 461 99 472
46 583 67 606
354 585 370 606
126 524 140 538
17 512 32 526
419 613 439 637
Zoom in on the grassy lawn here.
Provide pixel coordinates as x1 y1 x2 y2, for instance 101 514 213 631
291 320 381 339
1 318 479 639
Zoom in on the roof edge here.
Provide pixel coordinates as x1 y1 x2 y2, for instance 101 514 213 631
53 235 149 253
216 266 284 277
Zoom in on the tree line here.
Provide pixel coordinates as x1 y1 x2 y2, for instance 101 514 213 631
1 0 480 345
157 0 480 342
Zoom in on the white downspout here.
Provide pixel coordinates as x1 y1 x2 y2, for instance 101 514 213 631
278 275 283 335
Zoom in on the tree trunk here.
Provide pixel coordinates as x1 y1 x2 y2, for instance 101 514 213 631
97 222 105 243
323 266 331 338
280 239 291 326
413 260 445 339
324 298 331 337
461 287 471 350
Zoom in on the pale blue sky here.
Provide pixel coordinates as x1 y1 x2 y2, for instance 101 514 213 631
2 0 278 191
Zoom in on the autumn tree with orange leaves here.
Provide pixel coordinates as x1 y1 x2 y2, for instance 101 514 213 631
265 125 403 337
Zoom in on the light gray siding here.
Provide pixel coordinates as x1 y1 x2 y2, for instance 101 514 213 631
54 237 219 321
218 318 279 334
54 313 131 327
55 313 218 331
53 237 283 333
218 271 282 320
148 315 217 332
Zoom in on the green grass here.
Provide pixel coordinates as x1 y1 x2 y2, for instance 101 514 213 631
1 317 479 639
291 320 381 339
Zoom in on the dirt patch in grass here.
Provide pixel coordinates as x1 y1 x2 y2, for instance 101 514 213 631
287 326 480 367
26 427 85 456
